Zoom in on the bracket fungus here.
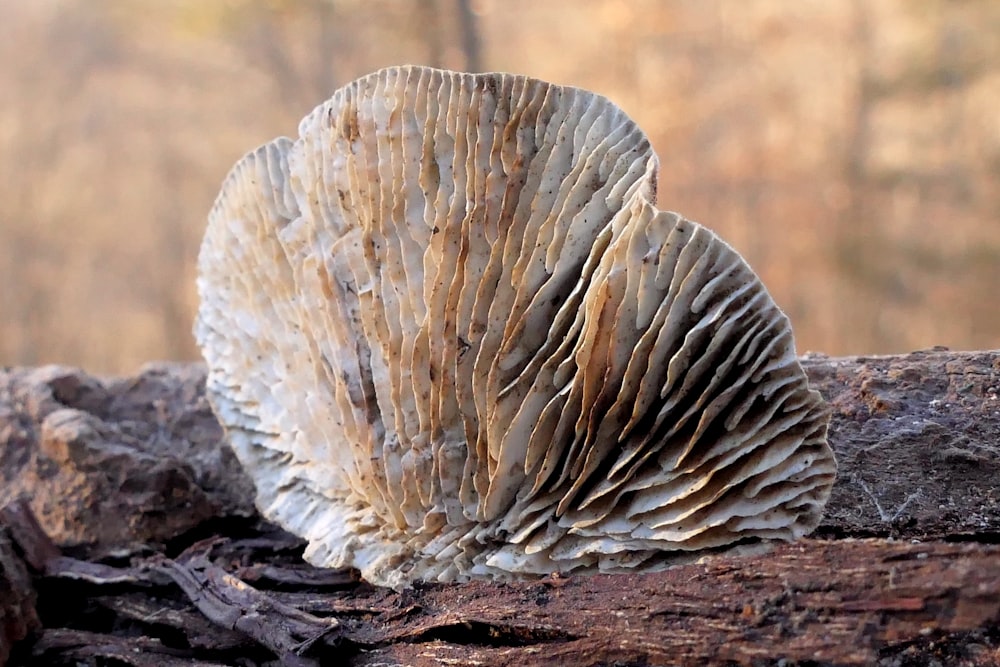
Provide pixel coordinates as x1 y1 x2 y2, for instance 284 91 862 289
195 65 837 588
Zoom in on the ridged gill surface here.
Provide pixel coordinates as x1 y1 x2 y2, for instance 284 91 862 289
195 65 836 588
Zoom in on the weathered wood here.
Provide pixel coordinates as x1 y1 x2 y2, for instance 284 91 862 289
344 538 1000 666
0 363 254 553
0 526 40 666
9 527 1000 666
3 351 997 551
1 349 999 666
156 555 339 667
805 348 1000 539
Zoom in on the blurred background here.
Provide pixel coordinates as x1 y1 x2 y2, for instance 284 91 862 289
1 0 998 375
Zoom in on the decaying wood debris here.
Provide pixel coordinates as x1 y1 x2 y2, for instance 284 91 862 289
1 348 999 666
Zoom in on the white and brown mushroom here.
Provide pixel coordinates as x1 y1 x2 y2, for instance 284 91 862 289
195 65 837 588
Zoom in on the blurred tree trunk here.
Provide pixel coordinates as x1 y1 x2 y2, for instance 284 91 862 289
314 0 338 97
839 0 882 352
243 0 343 111
154 156 195 361
456 0 482 72
418 0 444 68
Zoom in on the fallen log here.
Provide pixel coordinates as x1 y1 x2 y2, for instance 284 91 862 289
1 348 998 666
0 524 39 666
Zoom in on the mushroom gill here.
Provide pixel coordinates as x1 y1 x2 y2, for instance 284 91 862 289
195 65 837 588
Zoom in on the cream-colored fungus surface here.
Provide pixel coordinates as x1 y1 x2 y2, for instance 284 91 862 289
195 66 836 588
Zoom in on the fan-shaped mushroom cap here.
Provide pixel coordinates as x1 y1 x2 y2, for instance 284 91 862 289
195 65 836 588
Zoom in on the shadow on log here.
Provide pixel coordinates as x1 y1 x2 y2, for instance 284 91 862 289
1 349 999 666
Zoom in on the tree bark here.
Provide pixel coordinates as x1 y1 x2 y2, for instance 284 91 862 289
1 348 998 666
0 526 40 666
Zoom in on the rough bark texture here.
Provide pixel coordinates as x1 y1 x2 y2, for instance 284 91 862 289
811 348 1000 540
1 348 998 666
0 526 39 666
0 363 254 551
